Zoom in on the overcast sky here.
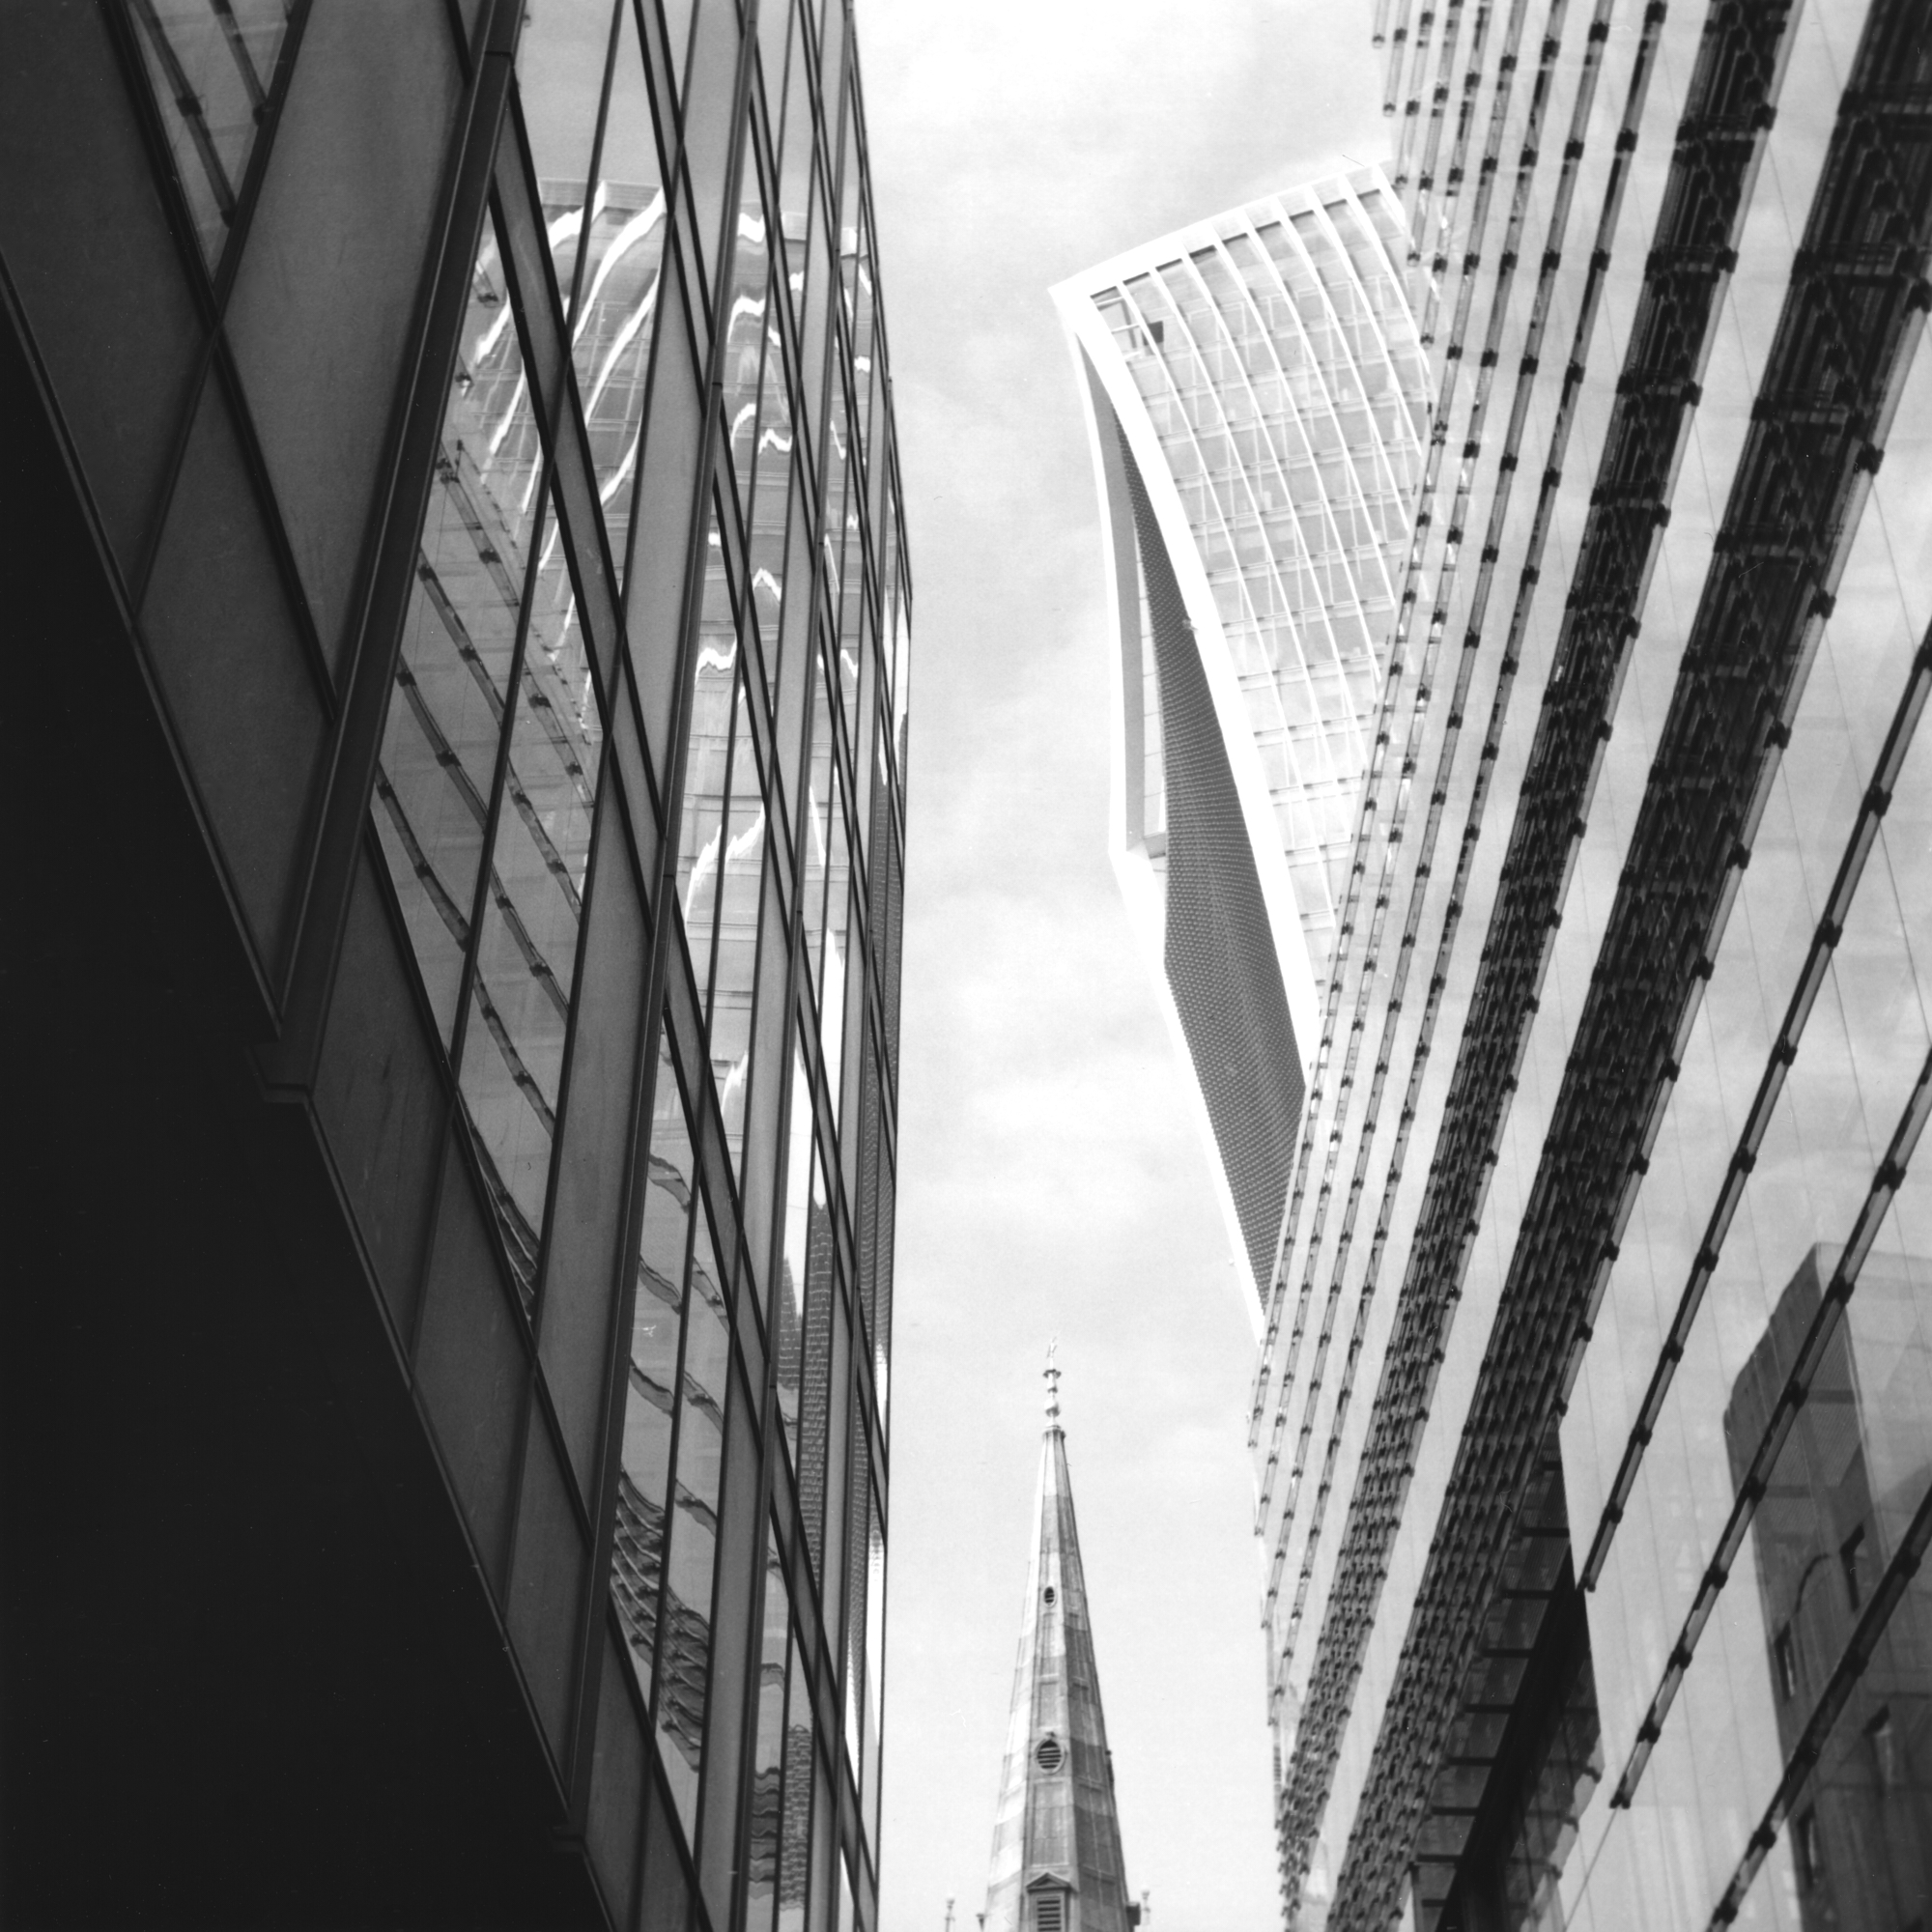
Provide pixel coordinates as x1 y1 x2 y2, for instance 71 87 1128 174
850 4 1387 1928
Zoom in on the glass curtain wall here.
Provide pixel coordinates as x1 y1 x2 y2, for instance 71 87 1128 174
366 4 908 1929
1253 2 1932 1929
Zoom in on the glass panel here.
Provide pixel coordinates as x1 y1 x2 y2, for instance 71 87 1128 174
711 675 766 1139
515 0 613 316
680 503 739 997
570 0 667 564
680 0 741 281
660 0 696 94
871 1143 895 1433
724 132 773 529
842 1417 868 1773
774 0 815 285
834 518 864 732
776 1044 815 1468
746 1525 791 1932
848 201 878 466
612 1033 695 1711
128 0 292 272
801 647 836 992
820 385 852 700
848 598 877 864
747 267 797 663
887 528 910 756
456 477 602 1308
835 95 862 335
819 765 853 1127
778 1628 814 1932
1721 1246 1932 1928
659 1188 731 1836
797 1148 836 1581
862 1492 885 1856
853 1022 882 1354
373 211 540 1045
753 0 791 131
815 0 846 152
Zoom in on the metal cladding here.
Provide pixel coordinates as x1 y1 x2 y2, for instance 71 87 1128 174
1055 170 1431 1316
983 1370 1134 1932
1249 0 1932 1928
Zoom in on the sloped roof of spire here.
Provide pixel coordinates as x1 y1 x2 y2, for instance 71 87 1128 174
983 1354 1133 1932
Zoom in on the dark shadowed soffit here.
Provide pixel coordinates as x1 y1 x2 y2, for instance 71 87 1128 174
0 248 609 1932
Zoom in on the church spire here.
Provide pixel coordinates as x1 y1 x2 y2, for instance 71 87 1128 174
982 1354 1134 1932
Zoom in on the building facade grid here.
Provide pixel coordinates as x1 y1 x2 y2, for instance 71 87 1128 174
1250 1 1932 1928
0 2 908 1927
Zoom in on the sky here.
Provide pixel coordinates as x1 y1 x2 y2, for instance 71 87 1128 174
850 4 1388 1928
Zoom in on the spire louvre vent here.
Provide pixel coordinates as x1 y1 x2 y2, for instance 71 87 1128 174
1036 1735 1064 1773
1033 1893 1065 1932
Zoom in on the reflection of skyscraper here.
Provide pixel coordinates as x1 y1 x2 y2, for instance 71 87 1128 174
1233 1 1932 1928
1727 1248 1932 1932
983 1364 1137 1932
6 6 907 1929
1055 172 1430 1316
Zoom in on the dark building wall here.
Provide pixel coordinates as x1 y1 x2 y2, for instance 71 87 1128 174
0 5 907 1929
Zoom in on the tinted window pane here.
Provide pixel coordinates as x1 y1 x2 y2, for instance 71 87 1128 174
776 1047 816 1469
453 475 602 1306
371 215 531 1043
612 1034 696 1711
567 0 667 563
778 1625 814 1932
710 674 767 1149
679 501 739 998
515 0 612 314
127 0 291 271
658 1194 731 1833
746 1524 791 1932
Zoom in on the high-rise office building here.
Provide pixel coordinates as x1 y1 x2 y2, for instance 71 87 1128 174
982 1363 1137 1932
1245 0 1932 1927
1055 174 1432 1317
2 5 907 1930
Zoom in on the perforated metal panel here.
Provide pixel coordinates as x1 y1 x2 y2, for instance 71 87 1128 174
1114 420 1305 1304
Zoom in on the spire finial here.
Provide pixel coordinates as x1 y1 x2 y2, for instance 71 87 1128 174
1044 1339 1061 1424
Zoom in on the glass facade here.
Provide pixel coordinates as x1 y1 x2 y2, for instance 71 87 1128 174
0 3 906 1927
1250 2 1932 1929
1056 171 1431 1314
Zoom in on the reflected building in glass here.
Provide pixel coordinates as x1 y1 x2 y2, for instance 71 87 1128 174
1727 1247 1932 1932
3 5 907 1932
1245 0 1932 1928
1054 172 1430 1318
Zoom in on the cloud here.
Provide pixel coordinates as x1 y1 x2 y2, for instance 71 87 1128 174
855 0 1389 1923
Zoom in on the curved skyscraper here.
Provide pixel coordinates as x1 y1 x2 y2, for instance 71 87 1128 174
1054 170 1429 1318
